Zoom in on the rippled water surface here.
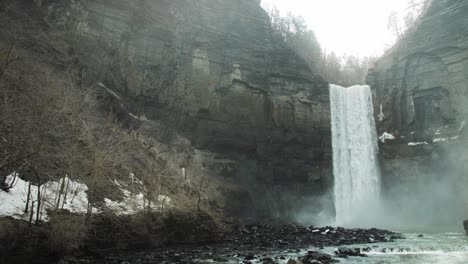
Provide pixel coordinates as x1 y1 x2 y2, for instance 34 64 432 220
218 232 468 264
318 232 468 264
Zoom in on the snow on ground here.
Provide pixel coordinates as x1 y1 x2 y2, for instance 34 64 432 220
104 191 171 215
1 172 171 220
379 132 395 143
0 173 91 221
104 178 171 215
408 142 429 146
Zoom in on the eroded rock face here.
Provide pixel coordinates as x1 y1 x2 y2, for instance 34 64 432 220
370 0 468 228
36 0 331 220
369 0 468 140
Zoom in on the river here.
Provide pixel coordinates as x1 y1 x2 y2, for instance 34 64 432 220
232 232 468 264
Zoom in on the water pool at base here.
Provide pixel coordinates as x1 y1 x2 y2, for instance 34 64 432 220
288 232 468 264
198 232 468 264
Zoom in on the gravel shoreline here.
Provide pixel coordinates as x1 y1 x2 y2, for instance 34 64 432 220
66 225 403 264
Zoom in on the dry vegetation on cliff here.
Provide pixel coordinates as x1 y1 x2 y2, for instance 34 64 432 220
0 2 231 262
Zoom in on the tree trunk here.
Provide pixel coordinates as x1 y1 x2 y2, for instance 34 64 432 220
24 182 31 213
197 192 202 212
35 183 41 223
31 166 41 224
61 177 70 209
55 177 65 210
28 201 35 227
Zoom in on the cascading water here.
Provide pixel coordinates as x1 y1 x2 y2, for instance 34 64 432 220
330 84 381 227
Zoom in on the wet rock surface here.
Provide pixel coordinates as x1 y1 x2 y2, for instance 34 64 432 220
335 247 366 257
224 225 397 249
66 225 402 264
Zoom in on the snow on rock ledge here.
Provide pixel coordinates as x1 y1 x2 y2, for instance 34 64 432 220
379 132 395 143
408 142 429 146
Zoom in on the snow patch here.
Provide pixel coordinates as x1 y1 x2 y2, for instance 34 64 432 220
0 174 92 221
1 172 172 219
379 132 395 143
378 104 385 122
104 192 171 215
129 113 149 122
459 121 466 132
433 136 460 143
408 142 428 146
104 176 171 215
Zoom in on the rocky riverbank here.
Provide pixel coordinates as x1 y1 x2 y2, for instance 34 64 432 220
64 225 403 264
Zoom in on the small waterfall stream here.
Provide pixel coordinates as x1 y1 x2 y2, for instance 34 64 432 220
329 84 381 227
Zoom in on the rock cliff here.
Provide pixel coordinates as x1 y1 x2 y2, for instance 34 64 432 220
369 0 468 228
32 0 331 220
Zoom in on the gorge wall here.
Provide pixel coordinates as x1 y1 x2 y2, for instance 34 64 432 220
369 0 468 229
32 0 332 221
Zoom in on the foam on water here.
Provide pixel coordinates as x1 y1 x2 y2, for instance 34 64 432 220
319 233 468 264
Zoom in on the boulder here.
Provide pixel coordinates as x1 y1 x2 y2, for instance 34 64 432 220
336 247 366 257
299 251 332 264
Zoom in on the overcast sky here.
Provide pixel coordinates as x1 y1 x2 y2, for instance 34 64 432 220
261 0 411 57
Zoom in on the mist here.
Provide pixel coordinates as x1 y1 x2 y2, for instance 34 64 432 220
377 141 468 233
294 148 468 232
292 83 468 233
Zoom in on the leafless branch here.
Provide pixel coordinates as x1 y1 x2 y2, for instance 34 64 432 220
0 150 40 172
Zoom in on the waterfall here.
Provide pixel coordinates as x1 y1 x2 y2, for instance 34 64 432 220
330 84 381 227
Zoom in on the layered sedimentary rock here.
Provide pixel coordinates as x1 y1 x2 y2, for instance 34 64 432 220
369 0 468 228
35 0 331 220
369 0 468 138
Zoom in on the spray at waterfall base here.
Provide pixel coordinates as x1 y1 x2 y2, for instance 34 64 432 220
321 84 467 231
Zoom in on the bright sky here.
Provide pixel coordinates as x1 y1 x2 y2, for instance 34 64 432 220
261 0 411 57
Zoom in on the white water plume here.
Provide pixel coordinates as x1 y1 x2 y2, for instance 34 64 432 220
329 84 381 227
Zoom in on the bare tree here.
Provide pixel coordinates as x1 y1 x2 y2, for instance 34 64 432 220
266 8 322 71
141 153 161 211
388 0 428 40
404 0 427 28
387 11 402 39
30 165 42 224
190 150 211 211
24 181 32 213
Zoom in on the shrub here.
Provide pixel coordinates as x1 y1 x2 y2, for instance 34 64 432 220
47 212 88 254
